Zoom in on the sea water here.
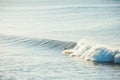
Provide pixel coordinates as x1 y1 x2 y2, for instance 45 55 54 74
0 0 120 80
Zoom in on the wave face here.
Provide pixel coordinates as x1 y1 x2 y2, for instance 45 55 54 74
0 35 76 51
64 40 120 63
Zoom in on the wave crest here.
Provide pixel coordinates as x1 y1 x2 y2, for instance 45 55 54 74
0 35 76 50
63 40 120 63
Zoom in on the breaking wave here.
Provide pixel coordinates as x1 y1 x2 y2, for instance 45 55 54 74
63 40 120 63
0 34 120 63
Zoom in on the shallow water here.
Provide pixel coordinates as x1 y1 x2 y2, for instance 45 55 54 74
0 0 120 80
0 36 120 80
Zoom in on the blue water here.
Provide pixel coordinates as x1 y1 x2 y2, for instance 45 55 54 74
0 0 120 80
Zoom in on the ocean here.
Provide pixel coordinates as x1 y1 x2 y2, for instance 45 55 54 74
0 0 120 80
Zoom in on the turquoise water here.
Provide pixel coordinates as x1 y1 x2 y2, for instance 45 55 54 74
0 0 120 80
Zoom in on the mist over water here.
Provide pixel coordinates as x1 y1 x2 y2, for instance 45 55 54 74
0 0 120 80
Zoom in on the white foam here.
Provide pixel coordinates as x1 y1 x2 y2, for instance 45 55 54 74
114 50 120 63
63 40 120 63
